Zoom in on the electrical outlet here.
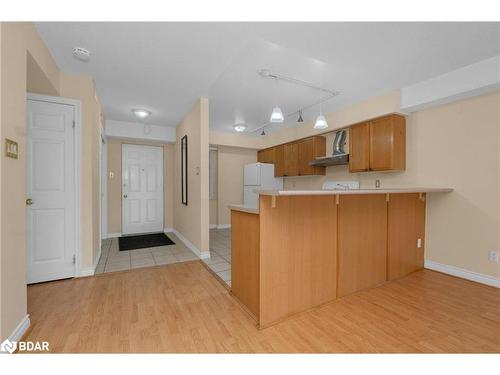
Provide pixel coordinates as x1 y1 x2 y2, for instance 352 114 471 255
488 251 499 263
416 238 422 249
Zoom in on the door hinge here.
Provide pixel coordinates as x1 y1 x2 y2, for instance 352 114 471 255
73 255 76 264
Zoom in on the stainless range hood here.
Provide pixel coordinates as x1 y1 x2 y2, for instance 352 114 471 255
309 129 349 167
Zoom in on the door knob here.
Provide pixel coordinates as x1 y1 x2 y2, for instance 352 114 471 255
26 198 33 206
123 194 128 198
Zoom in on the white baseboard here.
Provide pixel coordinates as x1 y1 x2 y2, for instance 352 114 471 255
77 267 96 277
163 227 173 233
103 232 121 239
209 224 217 229
170 228 210 259
5 314 30 344
425 260 500 288
216 224 231 229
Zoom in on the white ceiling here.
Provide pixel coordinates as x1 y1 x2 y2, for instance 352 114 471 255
36 22 500 134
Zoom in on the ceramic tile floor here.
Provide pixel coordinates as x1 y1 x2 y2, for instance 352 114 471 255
96 229 232 287
96 232 199 274
204 228 231 287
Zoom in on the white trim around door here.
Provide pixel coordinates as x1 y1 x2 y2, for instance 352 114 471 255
26 93 82 282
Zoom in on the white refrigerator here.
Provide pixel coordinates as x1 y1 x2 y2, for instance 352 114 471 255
243 163 283 208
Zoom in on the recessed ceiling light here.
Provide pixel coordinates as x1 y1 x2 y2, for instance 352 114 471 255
131 109 152 119
233 124 247 132
72 47 91 62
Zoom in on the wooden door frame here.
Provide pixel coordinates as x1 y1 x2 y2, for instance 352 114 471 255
121 143 164 235
26 93 82 278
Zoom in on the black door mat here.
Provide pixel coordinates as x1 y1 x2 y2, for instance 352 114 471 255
118 233 175 251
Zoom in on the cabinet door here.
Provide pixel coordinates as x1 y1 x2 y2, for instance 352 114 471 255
257 149 266 163
274 145 285 177
387 193 425 280
283 142 299 176
349 122 370 172
298 138 314 176
298 137 326 176
257 148 274 164
369 115 405 171
338 194 387 297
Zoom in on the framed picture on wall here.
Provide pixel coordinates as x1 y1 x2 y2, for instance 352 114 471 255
181 135 188 205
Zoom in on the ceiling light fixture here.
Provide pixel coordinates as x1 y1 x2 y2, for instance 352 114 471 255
314 102 328 130
72 47 91 62
233 124 247 132
270 106 284 123
297 110 304 123
131 109 152 119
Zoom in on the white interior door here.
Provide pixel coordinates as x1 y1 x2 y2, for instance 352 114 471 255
122 144 164 235
26 99 76 284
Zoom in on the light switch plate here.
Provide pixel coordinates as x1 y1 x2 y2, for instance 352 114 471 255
5 138 19 159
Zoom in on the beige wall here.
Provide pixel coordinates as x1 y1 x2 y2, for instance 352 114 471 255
107 139 175 234
217 146 257 226
0 22 103 340
174 98 210 254
0 22 62 341
284 91 500 279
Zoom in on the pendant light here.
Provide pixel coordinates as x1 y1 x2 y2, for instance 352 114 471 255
269 77 284 123
313 101 328 130
270 106 284 123
297 109 304 123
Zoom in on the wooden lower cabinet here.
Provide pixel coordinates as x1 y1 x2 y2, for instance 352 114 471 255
231 211 260 318
259 195 337 328
388 193 426 280
230 192 428 328
337 194 388 297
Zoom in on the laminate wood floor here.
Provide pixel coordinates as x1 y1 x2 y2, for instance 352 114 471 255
24 261 500 353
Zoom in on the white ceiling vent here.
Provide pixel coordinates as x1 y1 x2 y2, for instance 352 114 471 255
72 47 91 62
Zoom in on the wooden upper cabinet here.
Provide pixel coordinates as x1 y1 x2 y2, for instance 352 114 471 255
274 145 285 177
349 122 370 172
298 136 326 176
257 148 275 164
349 114 406 173
283 143 299 176
369 114 406 171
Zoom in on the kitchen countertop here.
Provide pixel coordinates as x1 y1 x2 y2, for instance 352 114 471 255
258 187 453 196
227 204 260 215
229 187 453 214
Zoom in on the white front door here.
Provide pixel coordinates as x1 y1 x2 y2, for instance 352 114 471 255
122 144 164 235
26 99 76 284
